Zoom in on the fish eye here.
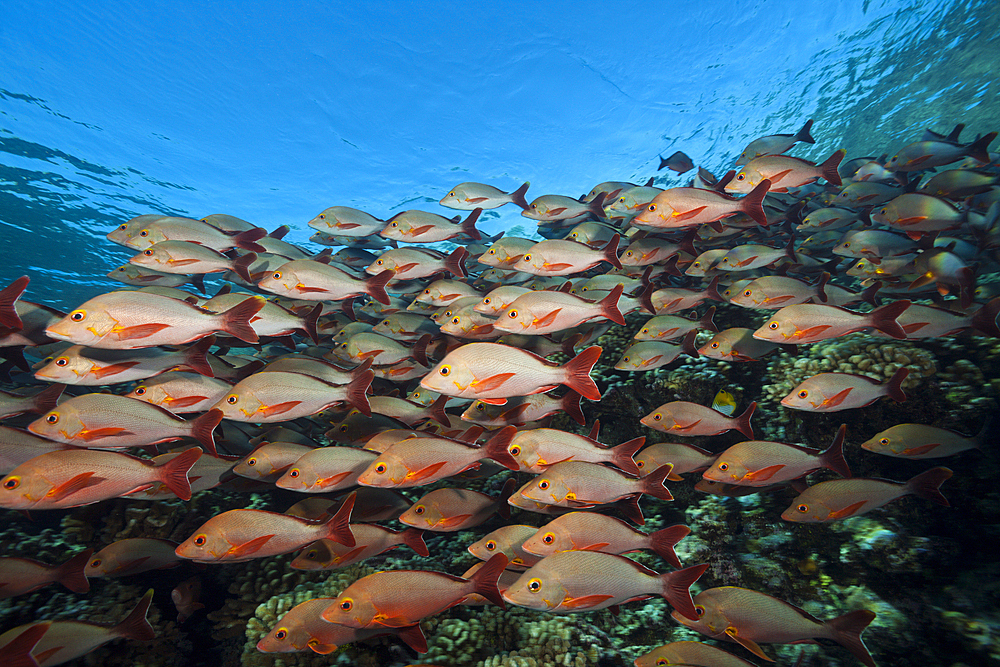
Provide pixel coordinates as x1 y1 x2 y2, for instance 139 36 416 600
509 445 520 455
272 271 282 280
736 173 745 181
476 403 485 412
289 469 300 478
693 262 701 268
538 479 549 490
439 365 451 376
640 328 648 334
531 204 537 209
376 260 383 265
375 463 387 474
711 342 719 349
648 204 656 212
718 462 729 471
508 310 518 319
542 532 554 544
797 504 809 513
143 249 154 256
45 413 59 424
3 476 20 490
527 578 542 592
414 505 426 515
798 390 808 398
391 222 398 227
340 599 353 611
193 534 207 547
306 549 318 559
843 242 851 248
523 255 531 262
319 214 326 219
652 414 661 421
485 540 496 551
623 356 630 363
90 558 102 568
70 310 87 322
636 459 645 468
452 317 461 324
134 386 146 395
55 357 68 366
275 629 287 640
247 458 257 466
226 394 239 404
743 289 752 297
618 197 625 203
695 605 705 617
656 660 667 667
488 249 496 255
880 438 890 445
449 192 455 197
768 321 779 330
118 223 128 230
339 425 349 432
139 230 149 237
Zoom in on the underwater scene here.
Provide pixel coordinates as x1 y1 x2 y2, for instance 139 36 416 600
1 1 999 666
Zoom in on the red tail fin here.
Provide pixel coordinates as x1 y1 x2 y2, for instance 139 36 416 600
971 296 1000 337
821 424 852 478
1 622 50 667
598 284 626 326
190 410 222 457
220 296 265 343
734 401 756 439
496 478 516 522
510 182 530 210
703 275 724 302
159 447 203 501
602 234 623 270
642 464 675 501
322 491 357 546
610 436 645 477
56 548 92 594
401 528 430 557
365 270 394 305
483 426 519 471
393 623 428 654
268 225 290 239
445 247 468 278
699 305 718 332
113 588 156 641
741 179 771 227
884 367 908 402
588 192 608 219
345 371 374 417
561 390 585 426
426 394 451 427
32 384 64 416
411 333 431 368
183 336 216 377
820 149 847 187
460 208 483 241
660 563 709 621
232 228 267 253
298 303 322 345
0 276 29 330
560 346 602 401
232 252 256 283
826 609 877 667
467 553 507 609
649 524 689 569
905 466 952 506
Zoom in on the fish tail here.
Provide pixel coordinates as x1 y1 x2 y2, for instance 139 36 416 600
394 623 429 654
345 370 375 417
958 266 976 310
659 563 709 621
468 552 508 609
741 179 771 227
31 383 65 416
232 252 257 283
637 284 656 315
159 447 203 501
183 336 216 377
190 409 223 457
598 284 626 326
510 182 530 210
795 118 816 144
483 426 520 471
426 394 451 427
611 436 645 477
220 295 266 344
496 478 517 521
703 275 724 303
560 345 602 401
365 269 395 305
0 275 29 330
351 357 374 379
680 330 699 358
300 303 323 345
820 149 847 186
56 548 92 594
190 273 207 294
826 609 877 667
0 622 50 667
411 333 432 368
699 305 718 332
678 229 699 260
965 131 997 165
885 367 909 402
588 192 608 219
322 491 357 546
113 589 156 641
232 228 267 253
649 524 690 569
945 123 965 142
401 528 430 557
869 299 910 339
561 390 585 426
971 296 1000 337
642 464 675 501
460 208 483 240
822 424 852 478
268 224 290 239
615 495 645 525
735 401 756 439
602 234 623 270
905 466 953 506
445 247 469 279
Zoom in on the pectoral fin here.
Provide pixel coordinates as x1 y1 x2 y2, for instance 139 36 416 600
671 206 707 221
821 388 853 408
472 373 516 392
725 626 773 661
48 472 100 501
406 461 448 483
561 594 614 609
79 427 136 441
226 534 275 559
436 514 472 528
745 464 786 482
112 323 170 340
92 362 140 379
259 401 303 417
828 500 867 519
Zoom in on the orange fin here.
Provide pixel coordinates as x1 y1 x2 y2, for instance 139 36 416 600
49 472 100 501
901 443 939 456
822 387 853 408
407 461 448 483
562 594 614 609
673 419 703 433
473 372 516 392
579 542 612 551
112 323 170 340
317 471 354 489
92 362 140 379
543 263 573 271
725 627 774 662
259 401 302 417
166 395 210 408
746 464 785 482
227 534 275 559
478 398 508 405
671 206 707 221
408 224 435 236
767 169 793 185
794 324 831 339
829 500 867 519
79 427 135 442
436 513 472 528
532 308 562 329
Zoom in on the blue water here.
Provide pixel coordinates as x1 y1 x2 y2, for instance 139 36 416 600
1 0 997 307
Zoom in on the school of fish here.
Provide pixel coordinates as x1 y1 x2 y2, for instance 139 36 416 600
0 119 997 667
